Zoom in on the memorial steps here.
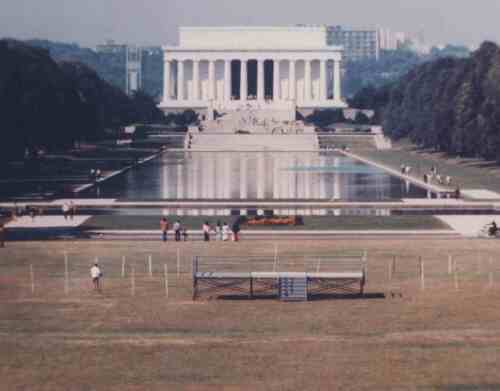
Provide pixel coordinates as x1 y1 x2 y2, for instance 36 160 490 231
188 133 319 152
186 108 319 152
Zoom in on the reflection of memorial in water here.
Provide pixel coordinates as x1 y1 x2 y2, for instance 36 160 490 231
159 152 397 206
88 151 428 204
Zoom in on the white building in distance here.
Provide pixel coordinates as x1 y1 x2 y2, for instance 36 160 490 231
159 26 346 114
327 26 379 61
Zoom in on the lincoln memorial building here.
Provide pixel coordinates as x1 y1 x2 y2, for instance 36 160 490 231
159 26 346 114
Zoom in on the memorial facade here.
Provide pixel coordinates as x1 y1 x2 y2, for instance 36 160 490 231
159 26 346 113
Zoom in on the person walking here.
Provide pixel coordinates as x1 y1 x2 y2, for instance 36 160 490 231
489 221 499 237
62 202 70 220
222 222 230 241
0 224 5 248
174 220 181 242
232 219 241 242
215 221 223 241
69 201 76 220
90 263 102 291
202 221 211 242
28 206 36 221
160 217 169 242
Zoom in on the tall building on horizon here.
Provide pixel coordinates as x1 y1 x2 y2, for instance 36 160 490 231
378 28 407 50
326 26 379 62
126 46 142 96
95 40 164 98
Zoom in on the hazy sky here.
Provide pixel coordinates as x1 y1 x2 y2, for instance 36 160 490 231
1 0 499 48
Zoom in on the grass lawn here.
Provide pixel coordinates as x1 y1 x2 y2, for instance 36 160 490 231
2 238 500 390
82 214 450 231
358 140 500 195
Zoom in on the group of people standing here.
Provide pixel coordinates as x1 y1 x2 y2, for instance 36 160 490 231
61 201 77 220
160 217 241 242
401 163 460 197
422 165 452 187
89 168 103 182
203 220 241 242
160 218 188 242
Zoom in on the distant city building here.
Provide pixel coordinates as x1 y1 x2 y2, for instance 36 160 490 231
126 46 142 95
96 41 163 97
378 28 407 50
327 26 379 62
96 40 127 55
378 28 430 54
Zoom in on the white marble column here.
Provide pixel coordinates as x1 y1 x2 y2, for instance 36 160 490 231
240 154 248 199
177 164 186 200
257 59 265 101
333 59 341 102
208 60 215 100
289 60 296 100
163 60 171 100
304 155 312 199
224 60 232 101
304 60 311 102
332 157 341 200
193 60 200 101
202 155 210 215
224 155 231 215
273 59 281 101
178 60 185 100
319 155 327 215
319 59 327 101
273 156 280 200
240 60 247 101
257 153 265 199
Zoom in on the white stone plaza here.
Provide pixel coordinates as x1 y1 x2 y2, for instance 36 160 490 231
159 26 347 114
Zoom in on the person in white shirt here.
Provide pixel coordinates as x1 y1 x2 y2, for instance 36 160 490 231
62 202 70 220
173 220 182 241
202 222 211 242
222 222 230 241
90 263 102 291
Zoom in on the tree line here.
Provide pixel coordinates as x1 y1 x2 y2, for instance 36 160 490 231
351 41 500 163
0 39 165 162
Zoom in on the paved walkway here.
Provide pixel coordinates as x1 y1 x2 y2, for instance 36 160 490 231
435 215 500 237
6 216 91 229
86 229 458 240
338 150 449 194
2 199 498 209
73 151 162 193
461 189 500 200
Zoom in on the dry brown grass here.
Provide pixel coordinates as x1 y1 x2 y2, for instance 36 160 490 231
1 238 500 390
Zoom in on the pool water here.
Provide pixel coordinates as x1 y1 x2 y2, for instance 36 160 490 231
83 151 429 201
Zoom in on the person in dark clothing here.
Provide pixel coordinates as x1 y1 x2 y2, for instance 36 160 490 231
489 221 498 237
0 224 5 248
160 217 169 242
173 220 181 241
232 219 241 242
202 221 211 242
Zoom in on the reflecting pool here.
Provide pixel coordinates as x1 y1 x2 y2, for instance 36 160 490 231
83 151 429 201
